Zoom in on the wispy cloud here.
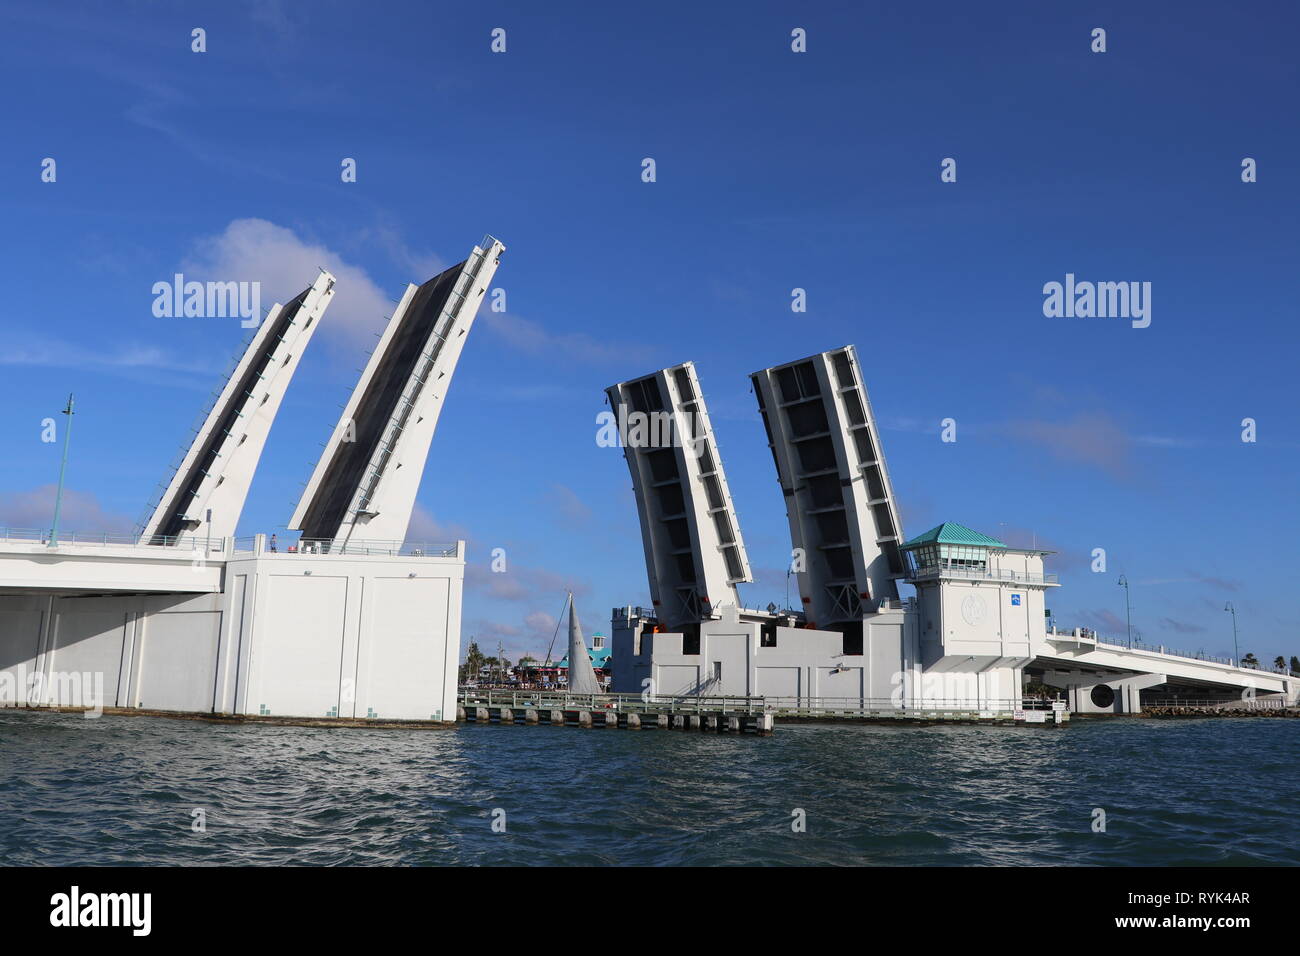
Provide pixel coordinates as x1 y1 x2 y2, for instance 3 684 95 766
0 485 133 534
1136 571 1240 592
1074 608 1128 637
407 503 472 546
0 339 219 376
1003 412 1133 479
547 483 592 523
1158 617 1207 634
480 311 654 366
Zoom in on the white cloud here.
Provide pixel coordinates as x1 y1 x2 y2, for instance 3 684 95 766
182 218 394 345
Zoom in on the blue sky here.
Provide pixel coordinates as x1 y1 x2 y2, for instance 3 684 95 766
1 1 1296 665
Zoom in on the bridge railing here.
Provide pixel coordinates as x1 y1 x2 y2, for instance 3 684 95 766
758 696 1060 713
459 689 770 714
291 538 458 557
0 527 224 551
1057 628 1265 670
908 566 1058 585
458 689 1065 716
1142 697 1289 710
228 536 460 557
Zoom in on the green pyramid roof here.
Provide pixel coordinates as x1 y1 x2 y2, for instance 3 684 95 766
901 522 1007 550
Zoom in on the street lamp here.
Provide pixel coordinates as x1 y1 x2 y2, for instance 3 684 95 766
49 393 75 547
1224 602 1239 665
1117 575 1132 647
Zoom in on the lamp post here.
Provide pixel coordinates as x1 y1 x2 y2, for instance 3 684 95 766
49 393 75 547
1224 602 1239 665
1117 574 1132 647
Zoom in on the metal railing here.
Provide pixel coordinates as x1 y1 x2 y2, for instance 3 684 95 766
132 321 274 538
1049 628 1291 672
757 695 1060 714
1092 637 1235 665
0 527 224 551
1142 697 1289 710
345 241 495 524
284 537 457 557
459 689 771 715
907 565 1059 585
458 688 1066 717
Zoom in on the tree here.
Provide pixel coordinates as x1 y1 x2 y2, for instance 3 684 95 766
1274 656 1286 672
464 641 486 681
1241 652 1259 669
1290 656 1299 675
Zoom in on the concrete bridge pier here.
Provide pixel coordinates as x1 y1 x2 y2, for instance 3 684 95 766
1043 669 1165 714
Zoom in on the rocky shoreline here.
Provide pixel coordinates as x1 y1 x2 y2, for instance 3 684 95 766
1141 706 1300 719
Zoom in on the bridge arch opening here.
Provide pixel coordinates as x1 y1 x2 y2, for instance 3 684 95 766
1090 684 1116 709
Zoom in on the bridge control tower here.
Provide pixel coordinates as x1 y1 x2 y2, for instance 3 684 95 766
901 522 1059 702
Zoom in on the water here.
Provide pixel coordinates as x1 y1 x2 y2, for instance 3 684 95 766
1 711 1296 866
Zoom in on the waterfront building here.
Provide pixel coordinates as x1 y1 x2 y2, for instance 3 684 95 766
608 348 1298 713
0 237 504 724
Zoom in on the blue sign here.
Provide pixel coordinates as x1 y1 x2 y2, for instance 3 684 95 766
1011 594 1022 606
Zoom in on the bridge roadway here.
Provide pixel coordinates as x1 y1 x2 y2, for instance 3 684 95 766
0 531 456 597
0 533 225 595
1032 628 1296 713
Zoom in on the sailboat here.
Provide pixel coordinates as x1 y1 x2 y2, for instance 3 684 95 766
561 592 602 695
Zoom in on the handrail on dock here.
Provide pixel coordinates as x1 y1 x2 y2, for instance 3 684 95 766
457 688 1067 718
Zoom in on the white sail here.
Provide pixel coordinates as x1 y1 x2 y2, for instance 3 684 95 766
565 594 602 695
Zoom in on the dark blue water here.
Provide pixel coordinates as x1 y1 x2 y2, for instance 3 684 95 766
1 711 1296 865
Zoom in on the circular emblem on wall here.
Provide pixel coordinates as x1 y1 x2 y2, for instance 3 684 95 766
961 594 987 626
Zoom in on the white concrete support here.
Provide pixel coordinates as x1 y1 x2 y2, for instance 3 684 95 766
218 546 465 721
0 543 465 723
1042 669 1166 714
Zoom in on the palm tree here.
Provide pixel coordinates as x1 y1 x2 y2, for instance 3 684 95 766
464 641 486 682
1274 656 1286 672
1241 652 1259 669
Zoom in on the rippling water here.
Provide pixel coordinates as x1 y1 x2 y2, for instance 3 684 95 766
1 710 1296 865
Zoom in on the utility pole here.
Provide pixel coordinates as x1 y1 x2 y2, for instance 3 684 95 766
1224 602 1239 665
1117 575 1132 647
49 394 75 547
